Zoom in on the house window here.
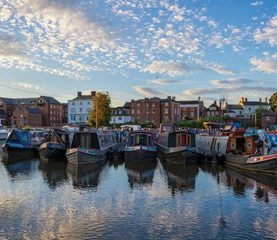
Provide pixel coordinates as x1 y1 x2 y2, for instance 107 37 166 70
71 108 76 113
137 109 140 114
72 102 75 106
80 108 83 113
87 102 90 105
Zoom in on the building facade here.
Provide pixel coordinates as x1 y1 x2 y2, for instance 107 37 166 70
110 107 131 124
11 107 42 128
261 112 277 129
239 97 270 119
68 91 95 125
0 96 63 127
178 98 204 120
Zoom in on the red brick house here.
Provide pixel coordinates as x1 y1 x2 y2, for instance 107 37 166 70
178 98 204 120
11 107 42 128
261 112 277 129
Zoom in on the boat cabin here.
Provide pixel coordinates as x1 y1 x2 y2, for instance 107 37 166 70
226 128 257 155
158 123 196 148
71 130 116 150
43 129 70 147
127 132 155 147
4 129 33 147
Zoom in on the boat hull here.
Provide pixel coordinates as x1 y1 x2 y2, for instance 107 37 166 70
66 147 107 166
156 143 197 164
124 146 157 162
225 154 277 173
2 144 36 161
39 142 67 162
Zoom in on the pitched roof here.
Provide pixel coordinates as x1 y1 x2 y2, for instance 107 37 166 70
0 97 37 105
123 102 131 108
39 96 61 105
226 104 243 110
25 107 41 114
178 100 203 105
242 101 269 106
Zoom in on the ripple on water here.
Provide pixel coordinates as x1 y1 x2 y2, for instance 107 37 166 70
0 157 276 239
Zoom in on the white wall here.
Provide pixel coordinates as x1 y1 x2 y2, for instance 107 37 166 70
68 98 93 124
110 116 131 124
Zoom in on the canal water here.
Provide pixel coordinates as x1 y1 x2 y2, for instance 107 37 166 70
0 152 276 239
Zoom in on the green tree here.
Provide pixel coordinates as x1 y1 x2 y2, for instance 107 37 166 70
88 92 111 127
269 92 277 112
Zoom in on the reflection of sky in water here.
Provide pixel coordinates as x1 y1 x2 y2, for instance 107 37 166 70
0 158 276 239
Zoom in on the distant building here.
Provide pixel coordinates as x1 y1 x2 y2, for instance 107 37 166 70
130 97 161 127
68 91 96 125
110 107 131 124
239 97 270 119
0 96 62 127
203 101 223 117
130 96 180 127
261 112 277 129
178 97 204 120
224 104 244 118
11 107 42 128
62 103 68 125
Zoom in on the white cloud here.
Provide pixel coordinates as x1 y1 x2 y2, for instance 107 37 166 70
13 82 43 91
250 54 277 74
251 1 263 6
133 86 164 97
150 78 179 85
254 16 277 45
144 61 190 77
211 78 256 87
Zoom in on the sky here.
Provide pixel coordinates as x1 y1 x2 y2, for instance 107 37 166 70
0 0 276 107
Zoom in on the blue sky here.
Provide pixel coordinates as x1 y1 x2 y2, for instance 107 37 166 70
0 0 276 106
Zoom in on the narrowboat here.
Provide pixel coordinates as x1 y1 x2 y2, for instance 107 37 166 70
39 129 70 162
109 130 128 160
124 131 157 161
224 129 277 173
156 123 197 164
66 130 117 166
2 129 36 161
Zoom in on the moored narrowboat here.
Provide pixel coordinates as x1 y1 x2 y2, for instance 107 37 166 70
156 123 197 164
124 131 157 161
66 130 117 166
39 129 70 162
2 129 36 161
225 129 277 173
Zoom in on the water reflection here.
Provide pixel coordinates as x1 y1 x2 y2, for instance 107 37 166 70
39 160 68 189
125 160 157 188
2 159 38 179
109 157 124 169
223 166 277 202
67 163 106 189
161 161 199 195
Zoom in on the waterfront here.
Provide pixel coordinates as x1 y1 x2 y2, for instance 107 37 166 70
0 150 276 239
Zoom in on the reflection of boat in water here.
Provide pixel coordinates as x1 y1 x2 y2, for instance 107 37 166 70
2 159 38 179
39 160 68 188
66 162 106 189
125 159 157 188
224 166 277 197
161 161 199 194
109 157 124 169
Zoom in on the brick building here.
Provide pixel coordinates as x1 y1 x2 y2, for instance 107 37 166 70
11 107 42 128
178 98 204 120
130 96 180 127
203 101 223 117
0 96 63 127
261 112 277 129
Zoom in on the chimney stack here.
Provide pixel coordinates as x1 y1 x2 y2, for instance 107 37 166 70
77 91 82 97
245 97 248 102
259 97 262 102
91 91 96 97
265 97 268 103
198 96 201 102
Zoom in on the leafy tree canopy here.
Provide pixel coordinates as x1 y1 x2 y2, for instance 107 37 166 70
269 92 277 112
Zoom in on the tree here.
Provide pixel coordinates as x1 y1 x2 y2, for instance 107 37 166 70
269 92 277 112
88 92 111 127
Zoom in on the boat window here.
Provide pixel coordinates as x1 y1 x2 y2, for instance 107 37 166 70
80 134 92 149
